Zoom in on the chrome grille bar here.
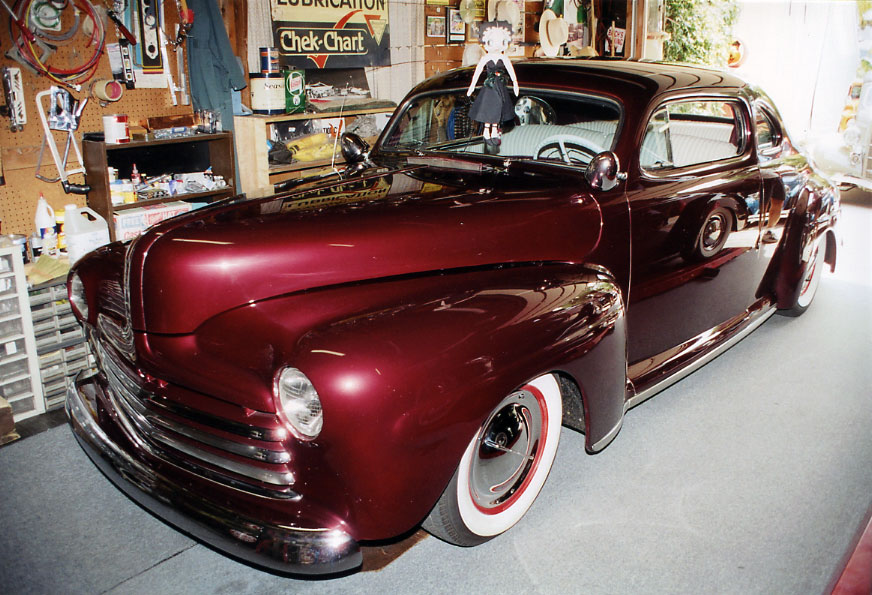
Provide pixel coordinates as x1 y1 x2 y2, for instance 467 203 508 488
96 337 285 442
111 385 295 486
92 334 295 491
113 378 290 465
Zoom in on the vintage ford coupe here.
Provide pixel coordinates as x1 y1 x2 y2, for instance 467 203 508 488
66 60 839 575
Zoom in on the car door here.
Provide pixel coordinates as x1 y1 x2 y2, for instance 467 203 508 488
625 95 767 370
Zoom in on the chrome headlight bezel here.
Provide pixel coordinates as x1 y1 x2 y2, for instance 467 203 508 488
68 272 88 321
273 367 323 441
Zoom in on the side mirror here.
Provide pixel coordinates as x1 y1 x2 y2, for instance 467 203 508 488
585 151 626 192
340 132 370 164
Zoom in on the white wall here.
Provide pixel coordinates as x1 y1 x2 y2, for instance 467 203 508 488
731 0 860 143
365 0 426 104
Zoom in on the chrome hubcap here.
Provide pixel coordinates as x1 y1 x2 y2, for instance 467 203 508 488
703 215 725 249
469 390 543 511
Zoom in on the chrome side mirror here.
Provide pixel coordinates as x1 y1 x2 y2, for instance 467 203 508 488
585 151 627 192
340 132 370 164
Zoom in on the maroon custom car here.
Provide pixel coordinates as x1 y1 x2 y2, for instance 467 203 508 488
66 60 839 575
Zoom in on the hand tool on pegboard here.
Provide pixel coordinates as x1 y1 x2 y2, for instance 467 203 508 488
34 88 91 194
137 0 163 73
157 0 176 104
1 67 27 132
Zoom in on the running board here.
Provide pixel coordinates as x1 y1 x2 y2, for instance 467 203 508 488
626 299 776 411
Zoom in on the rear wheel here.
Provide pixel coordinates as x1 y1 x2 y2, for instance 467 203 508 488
686 205 732 261
780 236 825 317
423 373 562 546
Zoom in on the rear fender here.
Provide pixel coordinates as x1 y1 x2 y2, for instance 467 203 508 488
769 183 837 308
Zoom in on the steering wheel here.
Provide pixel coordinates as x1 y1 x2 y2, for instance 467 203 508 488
534 135 605 165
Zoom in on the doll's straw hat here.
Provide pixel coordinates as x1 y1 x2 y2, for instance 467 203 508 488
539 9 569 57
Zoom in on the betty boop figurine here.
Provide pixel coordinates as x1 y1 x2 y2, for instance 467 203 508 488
467 20 519 146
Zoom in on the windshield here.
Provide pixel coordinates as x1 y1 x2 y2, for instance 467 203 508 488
379 89 622 167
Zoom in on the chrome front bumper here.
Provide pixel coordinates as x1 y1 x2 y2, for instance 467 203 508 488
65 370 362 575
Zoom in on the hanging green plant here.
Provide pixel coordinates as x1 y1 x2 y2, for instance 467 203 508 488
663 0 739 67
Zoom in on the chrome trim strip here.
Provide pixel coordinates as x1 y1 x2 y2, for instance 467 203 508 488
627 304 776 410
66 373 362 575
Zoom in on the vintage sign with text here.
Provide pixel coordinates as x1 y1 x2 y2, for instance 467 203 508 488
270 0 391 69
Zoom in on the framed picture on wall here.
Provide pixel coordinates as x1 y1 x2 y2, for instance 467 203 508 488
447 8 466 43
468 20 482 42
426 15 446 38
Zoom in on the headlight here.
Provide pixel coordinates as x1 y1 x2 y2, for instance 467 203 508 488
68 272 88 321
274 367 323 440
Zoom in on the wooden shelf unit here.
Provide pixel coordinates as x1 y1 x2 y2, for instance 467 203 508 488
83 132 237 241
234 107 395 198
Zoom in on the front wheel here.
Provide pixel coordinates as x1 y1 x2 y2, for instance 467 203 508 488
423 373 563 546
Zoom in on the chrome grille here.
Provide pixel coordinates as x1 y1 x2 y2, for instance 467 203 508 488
91 333 297 498
96 279 135 359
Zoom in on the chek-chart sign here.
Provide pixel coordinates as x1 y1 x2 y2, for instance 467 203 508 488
270 0 391 69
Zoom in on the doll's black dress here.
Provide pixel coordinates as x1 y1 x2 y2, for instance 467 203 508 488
469 60 515 124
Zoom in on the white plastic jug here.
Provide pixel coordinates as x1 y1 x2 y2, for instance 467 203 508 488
65 205 110 264
35 195 58 256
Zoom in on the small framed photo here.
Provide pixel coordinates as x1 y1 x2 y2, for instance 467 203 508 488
468 20 482 42
426 15 446 38
447 8 466 44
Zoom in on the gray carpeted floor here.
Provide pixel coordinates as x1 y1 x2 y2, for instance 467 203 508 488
1 194 869 595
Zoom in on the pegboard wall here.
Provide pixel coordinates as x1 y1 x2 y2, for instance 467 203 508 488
1 2 192 236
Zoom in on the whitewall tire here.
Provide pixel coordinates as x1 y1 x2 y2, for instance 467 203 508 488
423 373 563 546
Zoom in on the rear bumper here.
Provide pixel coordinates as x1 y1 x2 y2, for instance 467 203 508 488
65 370 362 576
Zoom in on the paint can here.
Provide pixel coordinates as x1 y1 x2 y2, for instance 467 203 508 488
260 47 280 74
102 114 129 144
250 73 285 115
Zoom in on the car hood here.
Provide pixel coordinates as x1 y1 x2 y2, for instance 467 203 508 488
128 166 603 334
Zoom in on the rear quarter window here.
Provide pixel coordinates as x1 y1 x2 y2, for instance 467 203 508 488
640 99 747 171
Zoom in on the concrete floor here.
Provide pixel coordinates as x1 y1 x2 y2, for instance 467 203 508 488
1 191 869 594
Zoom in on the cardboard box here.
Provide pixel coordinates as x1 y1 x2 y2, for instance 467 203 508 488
113 201 193 241
0 396 18 445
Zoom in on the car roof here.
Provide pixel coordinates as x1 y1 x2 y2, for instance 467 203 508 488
416 59 749 108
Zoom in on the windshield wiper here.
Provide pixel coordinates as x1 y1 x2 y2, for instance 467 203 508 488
407 154 505 174
424 136 485 152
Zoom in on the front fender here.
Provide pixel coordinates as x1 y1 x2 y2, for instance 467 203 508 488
174 263 627 540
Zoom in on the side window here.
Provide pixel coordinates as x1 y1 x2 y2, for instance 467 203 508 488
641 99 747 171
640 108 672 169
755 107 782 155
